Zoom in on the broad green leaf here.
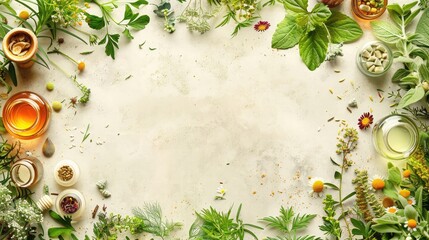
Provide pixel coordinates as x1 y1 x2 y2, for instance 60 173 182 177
410 46 429 59
403 1 418 12
308 3 331 29
122 28 133 40
409 33 429 47
405 10 420 26
324 182 339 190
130 0 148 8
419 64 429 80
123 5 133 20
325 11 363 43
416 8 429 43
334 171 341 180
388 165 401 185
404 205 418 219
8 62 17 87
129 15 150 30
371 224 402 233
271 15 304 49
283 0 308 14
371 21 403 44
387 8 402 26
299 26 328 71
48 228 73 238
85 13 105 30
99 34 120 59
387 3 403 15
397 85 425 108
392 69 411 83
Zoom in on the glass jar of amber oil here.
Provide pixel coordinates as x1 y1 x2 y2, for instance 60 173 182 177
372 114 419 160
352 0 387 20
2 91 51 139
10 157 44 188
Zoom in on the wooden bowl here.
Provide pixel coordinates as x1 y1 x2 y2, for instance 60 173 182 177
2 28 38 68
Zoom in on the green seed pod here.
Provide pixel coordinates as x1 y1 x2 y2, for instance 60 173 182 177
404 205 418 220
46 82 55 91
52 101 62 112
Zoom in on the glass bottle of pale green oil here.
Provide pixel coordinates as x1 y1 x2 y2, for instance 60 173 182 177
372 114 419 160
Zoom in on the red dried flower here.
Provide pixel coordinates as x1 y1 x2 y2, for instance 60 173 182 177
254 21 270 32
358 112 374 130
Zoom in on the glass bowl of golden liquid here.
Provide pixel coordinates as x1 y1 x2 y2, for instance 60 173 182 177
372 114 419 160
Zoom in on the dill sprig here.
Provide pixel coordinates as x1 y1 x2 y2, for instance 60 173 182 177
132 202 181 239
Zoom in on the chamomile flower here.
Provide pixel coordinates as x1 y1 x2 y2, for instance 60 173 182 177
215 184 226 200
370 175 385 191
308 177 325 197
407 197 416 205
404 219 418 232
399 189 411 198
403 169 411 178
385 206 397 214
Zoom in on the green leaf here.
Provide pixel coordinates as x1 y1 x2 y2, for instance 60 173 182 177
387 8 402 26
388 164 402 185
48 228 73 238
416 8 429 42
409 33 429 47
324 182 339 190
99 34 120 59
419 64 429 80
404 205 418 219
307 3 331 29
129 15 150 30
403 1 418 12
405 10 420 26
330 157 340 166
271 15 304 49
334 171 342 180
325 11 363 43
341 191 356 203
123 5 134 20
371 224 402 233
122 28 133 40
291 213 317 231
85 13 105 30
261 206 293 232
387 4 403 15
371 21 403 44
130 0 148 8
283 0 308 14
398 85 425 108
8 62 17 87
392 69 411 83
49 210 74 229
299 26 328 71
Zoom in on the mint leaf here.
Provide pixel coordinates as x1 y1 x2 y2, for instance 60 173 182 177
99 34 120 59
128 15 150 30
271 15 304 49
85 13 105 30
283 0 308 14
371 21 403 44
299 26 328 71
398 85 425 108
308 3 331 29
325 11 362 43
416 8 429 43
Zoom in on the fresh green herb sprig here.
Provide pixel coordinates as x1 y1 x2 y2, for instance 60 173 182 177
371 2 429 108
177 0 220 34
47 210 78 239
261 206 321 240
271 0 362 70
90 210 145 239
320 122 358 239
85 0 150 59
132 202 182 239
189 204 262 240
319 194 341 239
153 0 176 33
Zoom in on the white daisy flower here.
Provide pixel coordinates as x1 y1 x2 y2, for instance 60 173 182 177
308 177 325 198
369 175 385 191
404 219 418 232
385 206 397 214
407 197 416 205
215 184 226 200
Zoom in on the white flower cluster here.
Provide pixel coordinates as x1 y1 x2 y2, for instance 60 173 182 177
0 185 43 240
49 0 85 27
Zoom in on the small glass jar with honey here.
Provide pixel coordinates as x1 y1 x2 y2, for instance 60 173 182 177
2 91 51 140
352 0 387 20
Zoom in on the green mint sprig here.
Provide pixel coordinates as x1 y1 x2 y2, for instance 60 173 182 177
271 0 362 70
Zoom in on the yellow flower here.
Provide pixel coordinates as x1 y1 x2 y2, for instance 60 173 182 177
399 189 411 198
403 169 411 178
19 10 30 20
407 197 416 205
404 219 417 232
77 61 85 72
385 206 397 214
309 177 325 198
370 175 385 191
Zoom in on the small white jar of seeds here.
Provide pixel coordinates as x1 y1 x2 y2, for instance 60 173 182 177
54 159 80 187
356 41 393 77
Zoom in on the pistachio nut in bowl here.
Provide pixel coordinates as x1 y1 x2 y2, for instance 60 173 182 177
356 41 392 77
2 28 38 68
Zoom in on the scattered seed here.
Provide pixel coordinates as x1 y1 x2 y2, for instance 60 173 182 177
42 137 55 158
337 96 342 100
334 69 341 73
348 99 358 108
328 117 335 122
370 108 373 113
329 89 334 94
369 96 373 102
379 96 384 103
347 107 352 113
92 205 99 219
339 78 345 83
377 91 382 98
390 103 398 107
